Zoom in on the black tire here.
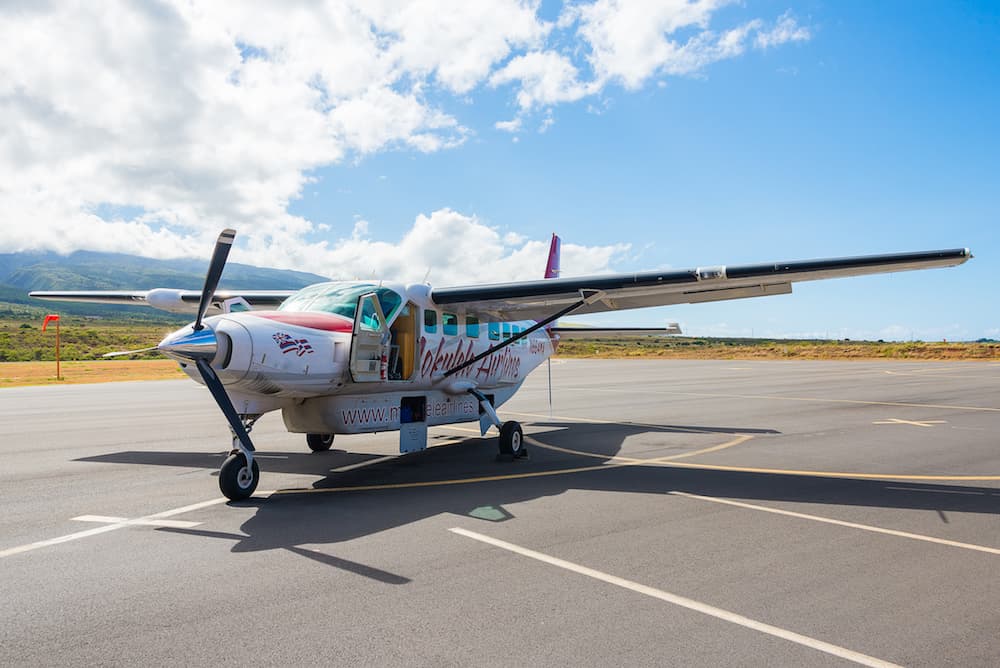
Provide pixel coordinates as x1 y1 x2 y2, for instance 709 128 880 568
219 452 259 501
498 421 524 457
306 433 335 452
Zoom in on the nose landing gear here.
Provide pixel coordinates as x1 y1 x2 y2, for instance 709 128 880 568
219 451 259 500
218 413 261 501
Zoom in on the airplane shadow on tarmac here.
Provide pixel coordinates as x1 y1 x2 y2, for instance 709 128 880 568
79 420 1000 583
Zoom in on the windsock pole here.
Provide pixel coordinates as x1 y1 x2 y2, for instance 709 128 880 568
42 314 61 380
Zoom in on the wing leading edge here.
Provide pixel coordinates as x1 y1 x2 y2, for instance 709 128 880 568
431 248 972 320
28 288 297 315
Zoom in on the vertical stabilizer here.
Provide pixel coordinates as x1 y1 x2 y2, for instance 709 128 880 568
544 234 562 346
544 233 561 279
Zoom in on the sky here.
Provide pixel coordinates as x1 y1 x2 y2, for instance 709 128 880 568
0 1 996 340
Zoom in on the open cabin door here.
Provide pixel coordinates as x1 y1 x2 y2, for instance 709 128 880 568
349 292 390 382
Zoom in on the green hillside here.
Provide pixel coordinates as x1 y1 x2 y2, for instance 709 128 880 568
0 249 332 323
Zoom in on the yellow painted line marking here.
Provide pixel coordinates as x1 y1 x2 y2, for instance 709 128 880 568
885 486 986 496
528 435 753 464
437 425 484 435
669 492 1000 556
450 527 902 668
508 410 729 434
561 386 1000 413
872 418 947 428
272 435 756 496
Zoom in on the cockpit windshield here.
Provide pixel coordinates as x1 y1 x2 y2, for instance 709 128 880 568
277 282 402 322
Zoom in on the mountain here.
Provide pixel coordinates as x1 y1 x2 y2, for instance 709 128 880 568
0 250 331 322
0 249 329 291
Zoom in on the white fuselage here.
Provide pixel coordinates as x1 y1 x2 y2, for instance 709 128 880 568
175 281 553 436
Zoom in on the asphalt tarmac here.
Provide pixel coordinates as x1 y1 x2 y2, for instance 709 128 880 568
2 359 998 667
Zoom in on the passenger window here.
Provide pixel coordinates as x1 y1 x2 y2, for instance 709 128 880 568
442 313 458 336
424 309 437 333
466 315 480 338
502 323 511 340
512 325 522 344
488 322 500 341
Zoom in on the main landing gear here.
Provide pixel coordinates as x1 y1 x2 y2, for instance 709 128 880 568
470 389 527 460
306 433 335 452
498 421 525 458
219 414 261 501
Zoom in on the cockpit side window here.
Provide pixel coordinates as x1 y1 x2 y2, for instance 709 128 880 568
277 283 402 322
424 309 437 333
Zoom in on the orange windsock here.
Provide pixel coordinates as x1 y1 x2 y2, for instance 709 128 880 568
42 314 60 331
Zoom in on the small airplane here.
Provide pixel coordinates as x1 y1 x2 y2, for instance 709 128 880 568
31 230 971 500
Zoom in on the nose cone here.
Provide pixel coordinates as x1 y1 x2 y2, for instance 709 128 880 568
158 325 218 362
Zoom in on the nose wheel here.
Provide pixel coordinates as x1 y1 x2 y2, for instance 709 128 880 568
219 451 259 500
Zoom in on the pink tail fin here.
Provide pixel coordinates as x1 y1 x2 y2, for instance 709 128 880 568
544 233 561 279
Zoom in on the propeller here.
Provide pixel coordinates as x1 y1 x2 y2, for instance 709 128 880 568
194 228 236 331
153 229 256 456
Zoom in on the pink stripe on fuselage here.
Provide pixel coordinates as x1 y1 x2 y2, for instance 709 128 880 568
251 311 354 333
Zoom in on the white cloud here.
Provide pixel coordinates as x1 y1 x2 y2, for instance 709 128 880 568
755 11 812 49
489 51 591 110
235 208 629 286
567 1 809 88
495 118 523 133
0 1 810 268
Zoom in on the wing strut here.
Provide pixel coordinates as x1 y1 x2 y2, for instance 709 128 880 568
442 290 603 379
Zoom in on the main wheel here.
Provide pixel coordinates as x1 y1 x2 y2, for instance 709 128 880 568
306 433 334 452
498 421 525 457
219 452 259 501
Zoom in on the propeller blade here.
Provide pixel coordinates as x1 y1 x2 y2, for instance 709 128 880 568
194 228 236 331
194 358 255 454
102 346 159 358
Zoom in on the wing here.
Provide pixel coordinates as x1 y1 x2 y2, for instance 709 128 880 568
431 248 971 320
550 324 682 338
28 288 297 315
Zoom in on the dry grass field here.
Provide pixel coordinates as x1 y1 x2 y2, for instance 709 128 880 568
2 338 997 388
555 338 1000 360
0 360 186 387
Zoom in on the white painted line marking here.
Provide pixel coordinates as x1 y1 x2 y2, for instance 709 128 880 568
72 515 202 529
0 496 236 559
872 418 946 428
669 491 1000 555
330 455 395 473
450 527 901 668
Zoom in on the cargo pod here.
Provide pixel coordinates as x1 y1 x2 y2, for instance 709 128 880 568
349 292 390 382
